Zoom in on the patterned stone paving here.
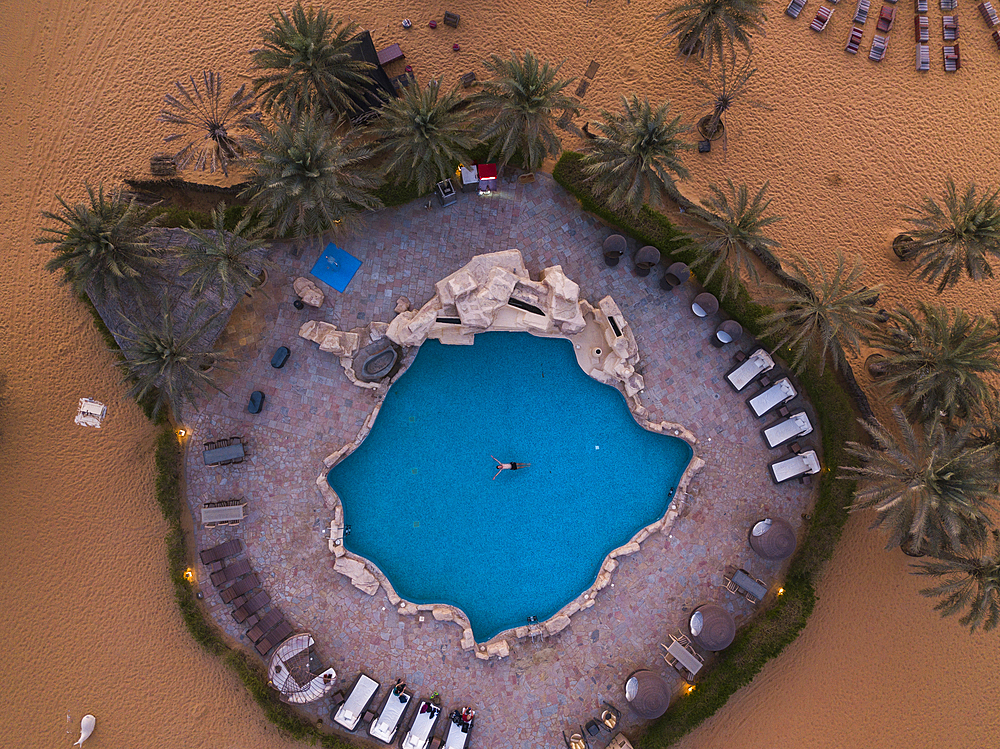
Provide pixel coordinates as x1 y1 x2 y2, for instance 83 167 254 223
184 174 817 748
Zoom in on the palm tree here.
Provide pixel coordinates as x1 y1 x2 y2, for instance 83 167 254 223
177 202 272 302
250 4 373 117
912 533 1000 632
367 78 476 195
692 57 767 143
842 408 997 556
241 113 383 241
687 179 782 299
657 0 769 69
116 302 229 420
473 49 580 171
759 252 881 374
901 179 1000 293
874 304 1000 424
579 95 690 216
38 183 162 302
159 71 259 176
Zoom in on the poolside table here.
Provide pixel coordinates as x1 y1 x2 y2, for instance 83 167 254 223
201 504 245 525
665 640 703 678
731 569 769 602
203 443 245 466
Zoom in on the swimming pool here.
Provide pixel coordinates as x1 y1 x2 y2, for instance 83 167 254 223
327 332 693 640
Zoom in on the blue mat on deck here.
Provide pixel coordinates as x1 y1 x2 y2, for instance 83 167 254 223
310 243 362 293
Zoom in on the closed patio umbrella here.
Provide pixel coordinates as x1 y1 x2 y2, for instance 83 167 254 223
689 604 735 651
624 669 672 719
749 517 797 560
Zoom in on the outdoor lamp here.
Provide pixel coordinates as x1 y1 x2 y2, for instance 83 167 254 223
778 587 785 596
183 568 194 582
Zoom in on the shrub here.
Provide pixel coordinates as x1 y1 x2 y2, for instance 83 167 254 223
554 151 859 747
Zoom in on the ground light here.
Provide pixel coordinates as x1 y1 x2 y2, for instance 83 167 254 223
778 587 785 596
685 685 696 695
176 428 188 439
183 568 194 582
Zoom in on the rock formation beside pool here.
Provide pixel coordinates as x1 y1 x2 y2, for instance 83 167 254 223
298 321 359 357
293 277 325 307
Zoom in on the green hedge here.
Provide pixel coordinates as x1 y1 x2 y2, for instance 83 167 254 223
553 151 858 747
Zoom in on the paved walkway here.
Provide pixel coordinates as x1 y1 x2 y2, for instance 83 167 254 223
184 174 816 748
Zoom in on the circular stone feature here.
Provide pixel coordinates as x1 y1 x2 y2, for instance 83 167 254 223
327 333 692 640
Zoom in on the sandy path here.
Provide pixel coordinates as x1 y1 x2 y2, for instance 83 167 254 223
1 1 998 747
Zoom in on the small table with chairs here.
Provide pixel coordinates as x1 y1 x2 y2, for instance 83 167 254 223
203 438 245 466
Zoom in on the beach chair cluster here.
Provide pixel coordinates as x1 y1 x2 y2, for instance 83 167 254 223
811 5 836 30
330 674 476 749
940 0 957 9
725 348 821 484
787 0 808 18
944 43 962 68
915 0 931 69
869 32 890 58
199 540 294 656
846 0 869 53
916 15 930 40
980 1 1000 25
943 13 960 39
916 43 931 68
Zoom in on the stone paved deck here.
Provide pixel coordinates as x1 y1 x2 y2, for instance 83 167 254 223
184 174 816 748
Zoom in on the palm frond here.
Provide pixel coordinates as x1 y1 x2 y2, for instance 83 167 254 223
912 534 1000 632
657 0 769 69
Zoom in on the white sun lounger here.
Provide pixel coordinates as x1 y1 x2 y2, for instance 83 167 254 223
445 718 472 749
763 411 814 448
749 378 797 417
725 349 775 392
370 689 412 743
334 674 380 731
402 702 442 749
769 450 821 483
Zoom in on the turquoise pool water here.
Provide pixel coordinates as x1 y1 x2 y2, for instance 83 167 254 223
327 332 692 640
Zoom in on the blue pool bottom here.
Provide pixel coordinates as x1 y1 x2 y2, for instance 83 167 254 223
327 332 692 640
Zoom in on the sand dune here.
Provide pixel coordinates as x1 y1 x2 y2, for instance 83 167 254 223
2 0 998 747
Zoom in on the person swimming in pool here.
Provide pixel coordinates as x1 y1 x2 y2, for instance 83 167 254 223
492 455 530 480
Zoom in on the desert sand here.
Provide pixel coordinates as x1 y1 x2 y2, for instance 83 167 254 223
1 1 998 748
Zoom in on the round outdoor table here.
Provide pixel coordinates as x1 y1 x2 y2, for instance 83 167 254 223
711 319 743 348
749 517 797 560
691 292 719 318
624 669 672 719
689 604 735 651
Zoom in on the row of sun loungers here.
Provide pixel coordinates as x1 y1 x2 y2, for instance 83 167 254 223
233 589 271 623
331 673 475 749
220 572 260 604
210 557 251 587
199 538 242 566
811 5 835 29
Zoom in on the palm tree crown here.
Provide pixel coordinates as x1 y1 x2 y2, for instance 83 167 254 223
874 304 1000 424
842 409 997 555
178 202 272 303
250 4 373 116
159 71 259 175
912 533 1000 632
241 113 383 240
903 179 1000 293
368 78 476 195
688 179 782 299
38 183 162 302
116 302 229 420
759 251 881 374
658 0 769 69
473 49 580 171
579 95 690 216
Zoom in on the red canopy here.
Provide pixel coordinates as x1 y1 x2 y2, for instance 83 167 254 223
476 163 497 180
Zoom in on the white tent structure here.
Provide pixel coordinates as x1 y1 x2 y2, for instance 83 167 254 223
75 398 107 428
267 633 336 704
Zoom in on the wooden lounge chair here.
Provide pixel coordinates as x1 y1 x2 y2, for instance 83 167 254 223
943 14 959 39
979 1 1000 26
786 0 808 17
869 33 889 59
763 411 814 449
810 5 835 30
748 378 797 418
915 15 929 40
210 557 252 587
768 449 822 484
232 590 270 623
944 43 961 70
255 619 293 656
846 26 865 52
246 608 283 643
916 43 931 69
219 572 260 604
725 348 775 392
877 5 895 31
722 565 742 595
